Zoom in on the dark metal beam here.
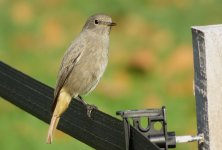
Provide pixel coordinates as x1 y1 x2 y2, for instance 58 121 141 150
0 61 159 150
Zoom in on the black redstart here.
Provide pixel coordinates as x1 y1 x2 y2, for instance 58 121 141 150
46 14 116 144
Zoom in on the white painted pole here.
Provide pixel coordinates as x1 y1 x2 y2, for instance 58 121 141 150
192 25 222 150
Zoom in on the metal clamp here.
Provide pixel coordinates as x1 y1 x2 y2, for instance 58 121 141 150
116 106 176 150
117 106 205 150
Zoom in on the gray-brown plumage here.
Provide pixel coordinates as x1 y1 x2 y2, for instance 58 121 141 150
46 14 116 144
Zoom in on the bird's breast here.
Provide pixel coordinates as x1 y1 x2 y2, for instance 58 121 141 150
65 32 110 95
83 34 109 73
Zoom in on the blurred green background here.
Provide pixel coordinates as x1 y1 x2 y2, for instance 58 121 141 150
0 0 221 150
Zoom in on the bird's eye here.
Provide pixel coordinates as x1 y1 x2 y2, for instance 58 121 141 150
95 20 99 24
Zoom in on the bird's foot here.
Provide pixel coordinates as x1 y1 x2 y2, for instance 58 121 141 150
77 95 98 117
86 104 98 117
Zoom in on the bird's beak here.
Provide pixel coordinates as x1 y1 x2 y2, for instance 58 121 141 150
107 22 117 26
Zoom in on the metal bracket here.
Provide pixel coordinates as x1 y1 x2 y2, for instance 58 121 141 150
116 106 176 150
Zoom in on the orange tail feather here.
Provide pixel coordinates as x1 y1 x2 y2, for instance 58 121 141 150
46 88 72 144
46 116 60 144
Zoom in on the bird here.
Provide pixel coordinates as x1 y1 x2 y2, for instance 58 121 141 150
46 14 116 144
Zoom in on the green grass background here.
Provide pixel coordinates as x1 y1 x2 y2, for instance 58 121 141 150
1 0 222 149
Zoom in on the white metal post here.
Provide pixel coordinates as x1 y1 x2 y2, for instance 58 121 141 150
192 25 222 150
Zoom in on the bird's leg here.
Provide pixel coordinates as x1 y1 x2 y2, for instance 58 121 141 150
77 95 98 117
77 95 87 105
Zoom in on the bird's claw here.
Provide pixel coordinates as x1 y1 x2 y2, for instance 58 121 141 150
86 104 98 117
76 96 98 117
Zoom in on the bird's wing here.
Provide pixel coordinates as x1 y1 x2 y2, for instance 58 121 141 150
52 41 85 113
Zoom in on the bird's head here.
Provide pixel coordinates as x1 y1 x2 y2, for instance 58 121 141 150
82 14 116 35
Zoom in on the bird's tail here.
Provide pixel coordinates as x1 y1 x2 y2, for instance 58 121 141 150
46 88 72 144
46 115 60 144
